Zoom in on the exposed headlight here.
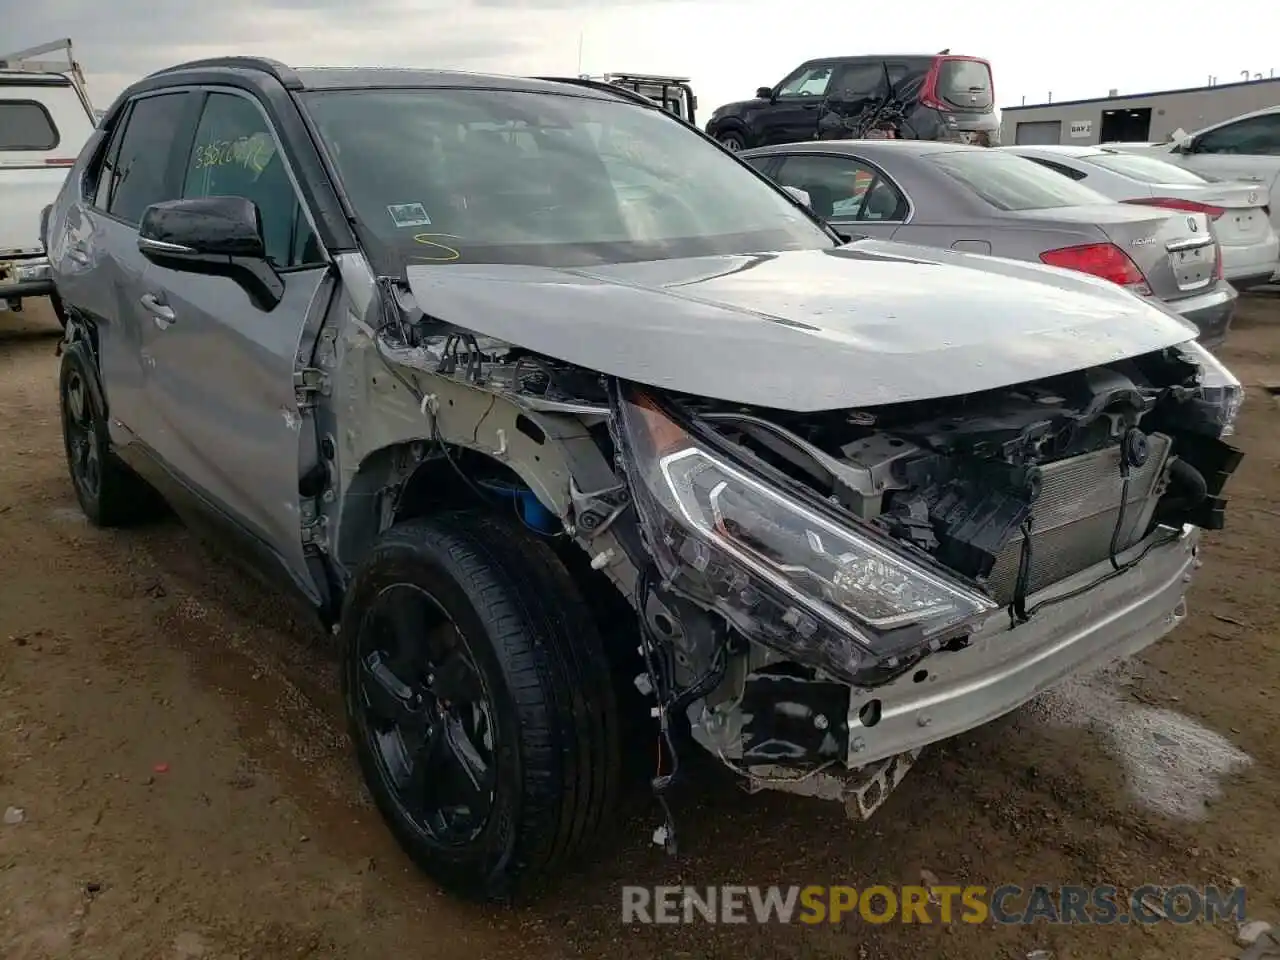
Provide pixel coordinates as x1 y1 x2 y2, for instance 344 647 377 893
1177 340 1245 436
615 388 997 683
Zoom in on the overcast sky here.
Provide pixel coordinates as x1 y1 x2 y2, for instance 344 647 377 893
4 0 1278 118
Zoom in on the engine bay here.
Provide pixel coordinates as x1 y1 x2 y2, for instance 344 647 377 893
674 348 1240 605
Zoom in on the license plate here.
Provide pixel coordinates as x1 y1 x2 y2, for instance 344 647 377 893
1173 246 1212 286
1233 212 1261 234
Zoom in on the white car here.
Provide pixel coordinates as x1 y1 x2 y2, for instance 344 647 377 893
1001 144 1280 292
0 40 96 318
1109 105 1280 239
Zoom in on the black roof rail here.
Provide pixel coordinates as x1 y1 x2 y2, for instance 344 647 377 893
533 75 657 107
146 56 303 90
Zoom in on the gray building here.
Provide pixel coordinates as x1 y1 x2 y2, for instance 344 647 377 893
1000 75 1280 146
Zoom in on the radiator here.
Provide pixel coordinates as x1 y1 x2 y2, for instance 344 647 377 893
986 433 1173 604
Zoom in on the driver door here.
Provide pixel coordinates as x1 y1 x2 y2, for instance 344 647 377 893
761 61 837 145
138 87 331 603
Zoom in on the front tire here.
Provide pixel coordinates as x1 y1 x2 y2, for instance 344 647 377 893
340 512 620 902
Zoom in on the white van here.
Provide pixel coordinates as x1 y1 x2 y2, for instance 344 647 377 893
1 40 96 318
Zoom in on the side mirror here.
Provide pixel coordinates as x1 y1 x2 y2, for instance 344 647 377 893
781 185 812 208
756 86 774 100
1170 127 1194 152
137 197 283 311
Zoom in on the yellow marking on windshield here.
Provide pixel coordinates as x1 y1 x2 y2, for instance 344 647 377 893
411 234 462 262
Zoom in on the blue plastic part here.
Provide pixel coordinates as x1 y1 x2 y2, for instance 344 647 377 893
517 489 558 533
475 479 560 534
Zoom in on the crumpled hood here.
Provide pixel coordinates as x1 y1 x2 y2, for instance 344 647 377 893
404 239 1201 412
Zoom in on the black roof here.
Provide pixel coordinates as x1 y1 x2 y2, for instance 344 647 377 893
140 56 632 100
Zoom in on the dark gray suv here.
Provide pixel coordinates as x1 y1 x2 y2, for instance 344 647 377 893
45 57 1244 903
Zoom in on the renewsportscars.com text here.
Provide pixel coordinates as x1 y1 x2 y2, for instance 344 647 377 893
620 884 1247 925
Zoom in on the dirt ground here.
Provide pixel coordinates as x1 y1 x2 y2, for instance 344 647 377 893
1 295 1278 960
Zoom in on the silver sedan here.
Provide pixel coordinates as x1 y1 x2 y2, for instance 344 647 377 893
740 139 1238 346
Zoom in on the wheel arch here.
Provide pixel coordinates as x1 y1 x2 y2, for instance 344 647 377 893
58 317 107 423
330 385 633 590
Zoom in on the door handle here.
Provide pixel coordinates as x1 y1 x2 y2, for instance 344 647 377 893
140 292 176 326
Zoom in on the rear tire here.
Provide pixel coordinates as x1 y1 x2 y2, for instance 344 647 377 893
340 511 620 902
58 347 164 527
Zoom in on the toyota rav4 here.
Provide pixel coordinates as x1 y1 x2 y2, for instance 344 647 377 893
45 57 1244 903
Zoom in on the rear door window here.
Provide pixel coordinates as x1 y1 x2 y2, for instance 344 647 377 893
936 59 993 111
103 92 193 224
828 62 885 102
772 153 908 221
0 100 58 150
931 150 1111 210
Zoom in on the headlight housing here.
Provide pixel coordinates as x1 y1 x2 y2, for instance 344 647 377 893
1176 340 1245 436
614 387 997 684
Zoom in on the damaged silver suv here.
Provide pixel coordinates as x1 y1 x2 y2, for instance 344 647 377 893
46 58 1245 902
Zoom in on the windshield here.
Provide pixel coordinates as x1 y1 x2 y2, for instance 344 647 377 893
1087 150 1214 185
930 149 1113 211
301 88 831 272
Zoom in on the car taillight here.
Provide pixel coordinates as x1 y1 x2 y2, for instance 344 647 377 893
919 59 942 111
1040 242 1149 290
1123 197 1225 220
43 158 76 167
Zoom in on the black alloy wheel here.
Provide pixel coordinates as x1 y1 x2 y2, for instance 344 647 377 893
340 512 620 902
353 583 496 846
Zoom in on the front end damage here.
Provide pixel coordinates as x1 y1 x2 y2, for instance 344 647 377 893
357 298 1243 831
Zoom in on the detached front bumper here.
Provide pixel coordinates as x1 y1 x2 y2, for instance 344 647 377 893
845 524 1200 768
0 255 54 300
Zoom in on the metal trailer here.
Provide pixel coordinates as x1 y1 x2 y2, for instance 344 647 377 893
582 72 697 125
1001 76 1280 147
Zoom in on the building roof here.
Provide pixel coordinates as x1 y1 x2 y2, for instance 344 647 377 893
1002 74 1280 112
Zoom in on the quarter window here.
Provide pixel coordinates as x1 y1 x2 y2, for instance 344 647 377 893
772 153 908 221
103 92 190 224
181 92 321 267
